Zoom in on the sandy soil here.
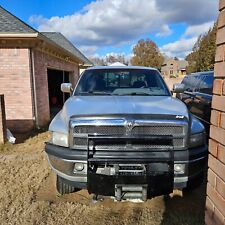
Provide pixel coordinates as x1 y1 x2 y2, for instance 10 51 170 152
0 132 205 225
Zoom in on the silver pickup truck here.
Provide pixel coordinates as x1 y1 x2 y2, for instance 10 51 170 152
45 66 207 201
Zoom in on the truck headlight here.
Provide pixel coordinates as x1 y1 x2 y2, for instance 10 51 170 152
189 132 206 148
51 132 69 147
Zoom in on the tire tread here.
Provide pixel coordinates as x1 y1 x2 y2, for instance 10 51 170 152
56 175 77 195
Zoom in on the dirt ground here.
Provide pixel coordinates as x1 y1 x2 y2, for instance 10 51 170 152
0 131 206 225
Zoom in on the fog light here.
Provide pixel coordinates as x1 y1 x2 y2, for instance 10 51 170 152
74 163 84 172
174 164 185 174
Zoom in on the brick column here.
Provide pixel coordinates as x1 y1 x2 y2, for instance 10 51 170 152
205 1 225 225
0 95 7 144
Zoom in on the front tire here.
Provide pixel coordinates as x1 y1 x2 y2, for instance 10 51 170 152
183 173 205 193
56 175 79 195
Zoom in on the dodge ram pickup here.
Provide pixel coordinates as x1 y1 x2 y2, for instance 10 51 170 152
45 66 207 201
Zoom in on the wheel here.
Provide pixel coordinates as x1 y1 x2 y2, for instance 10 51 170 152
56 175 79 195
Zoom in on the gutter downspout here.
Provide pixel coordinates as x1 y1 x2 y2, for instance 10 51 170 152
29 48 39 129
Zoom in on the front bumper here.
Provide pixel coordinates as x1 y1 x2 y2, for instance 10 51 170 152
45 142 208 197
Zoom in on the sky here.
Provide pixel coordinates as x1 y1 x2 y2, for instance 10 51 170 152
0 0 219 59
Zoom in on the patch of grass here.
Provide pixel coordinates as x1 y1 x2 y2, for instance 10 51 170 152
0 142 14 152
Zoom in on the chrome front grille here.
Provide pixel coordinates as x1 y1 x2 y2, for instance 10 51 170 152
70 118 187 150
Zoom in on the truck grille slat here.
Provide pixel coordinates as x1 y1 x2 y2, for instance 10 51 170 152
74 126 125 135
74 125 183 136
73 139 184 150
132 126 184 135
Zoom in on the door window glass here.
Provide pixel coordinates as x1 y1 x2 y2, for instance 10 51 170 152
198 74 214 94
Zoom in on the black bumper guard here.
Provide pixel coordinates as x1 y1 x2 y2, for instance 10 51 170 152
86 135 175 200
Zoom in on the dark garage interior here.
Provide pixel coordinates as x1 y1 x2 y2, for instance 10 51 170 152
47 69 70 118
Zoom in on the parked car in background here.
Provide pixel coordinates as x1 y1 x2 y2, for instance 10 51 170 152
174 71 214 134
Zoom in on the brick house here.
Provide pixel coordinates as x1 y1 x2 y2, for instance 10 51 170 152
161 58 188 78
0 6 92 133
205 1 225 224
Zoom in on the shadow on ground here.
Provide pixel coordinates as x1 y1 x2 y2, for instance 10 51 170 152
161 181 207 225
14 127 48 144
36 171 207 225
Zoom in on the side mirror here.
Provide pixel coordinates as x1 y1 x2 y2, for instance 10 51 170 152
173 83 185 93
61 83 73 93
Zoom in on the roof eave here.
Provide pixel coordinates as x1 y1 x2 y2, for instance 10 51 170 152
79 63 93 67
0 33 39 38
37 33 85 64
0 33 90 65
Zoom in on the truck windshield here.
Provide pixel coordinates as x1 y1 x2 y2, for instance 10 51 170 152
74 69 170 96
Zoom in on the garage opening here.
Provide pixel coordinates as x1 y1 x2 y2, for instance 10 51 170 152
47 69 70 118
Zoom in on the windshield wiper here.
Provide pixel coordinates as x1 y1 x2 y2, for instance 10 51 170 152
78 91 112 96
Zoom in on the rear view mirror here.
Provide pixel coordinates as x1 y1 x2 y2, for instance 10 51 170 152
61 83 73 93
173 83 185 93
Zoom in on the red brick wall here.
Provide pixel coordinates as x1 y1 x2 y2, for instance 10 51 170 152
0 48 34 132
0 47 80 132
33 49 79 126
205 1 225 224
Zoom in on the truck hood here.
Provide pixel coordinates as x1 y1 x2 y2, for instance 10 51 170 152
65 96 188 117
49 96 190 133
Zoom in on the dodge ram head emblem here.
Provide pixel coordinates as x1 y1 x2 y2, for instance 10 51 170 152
126 121 134 134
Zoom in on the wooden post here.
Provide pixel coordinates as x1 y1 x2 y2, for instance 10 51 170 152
0 95 7 144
